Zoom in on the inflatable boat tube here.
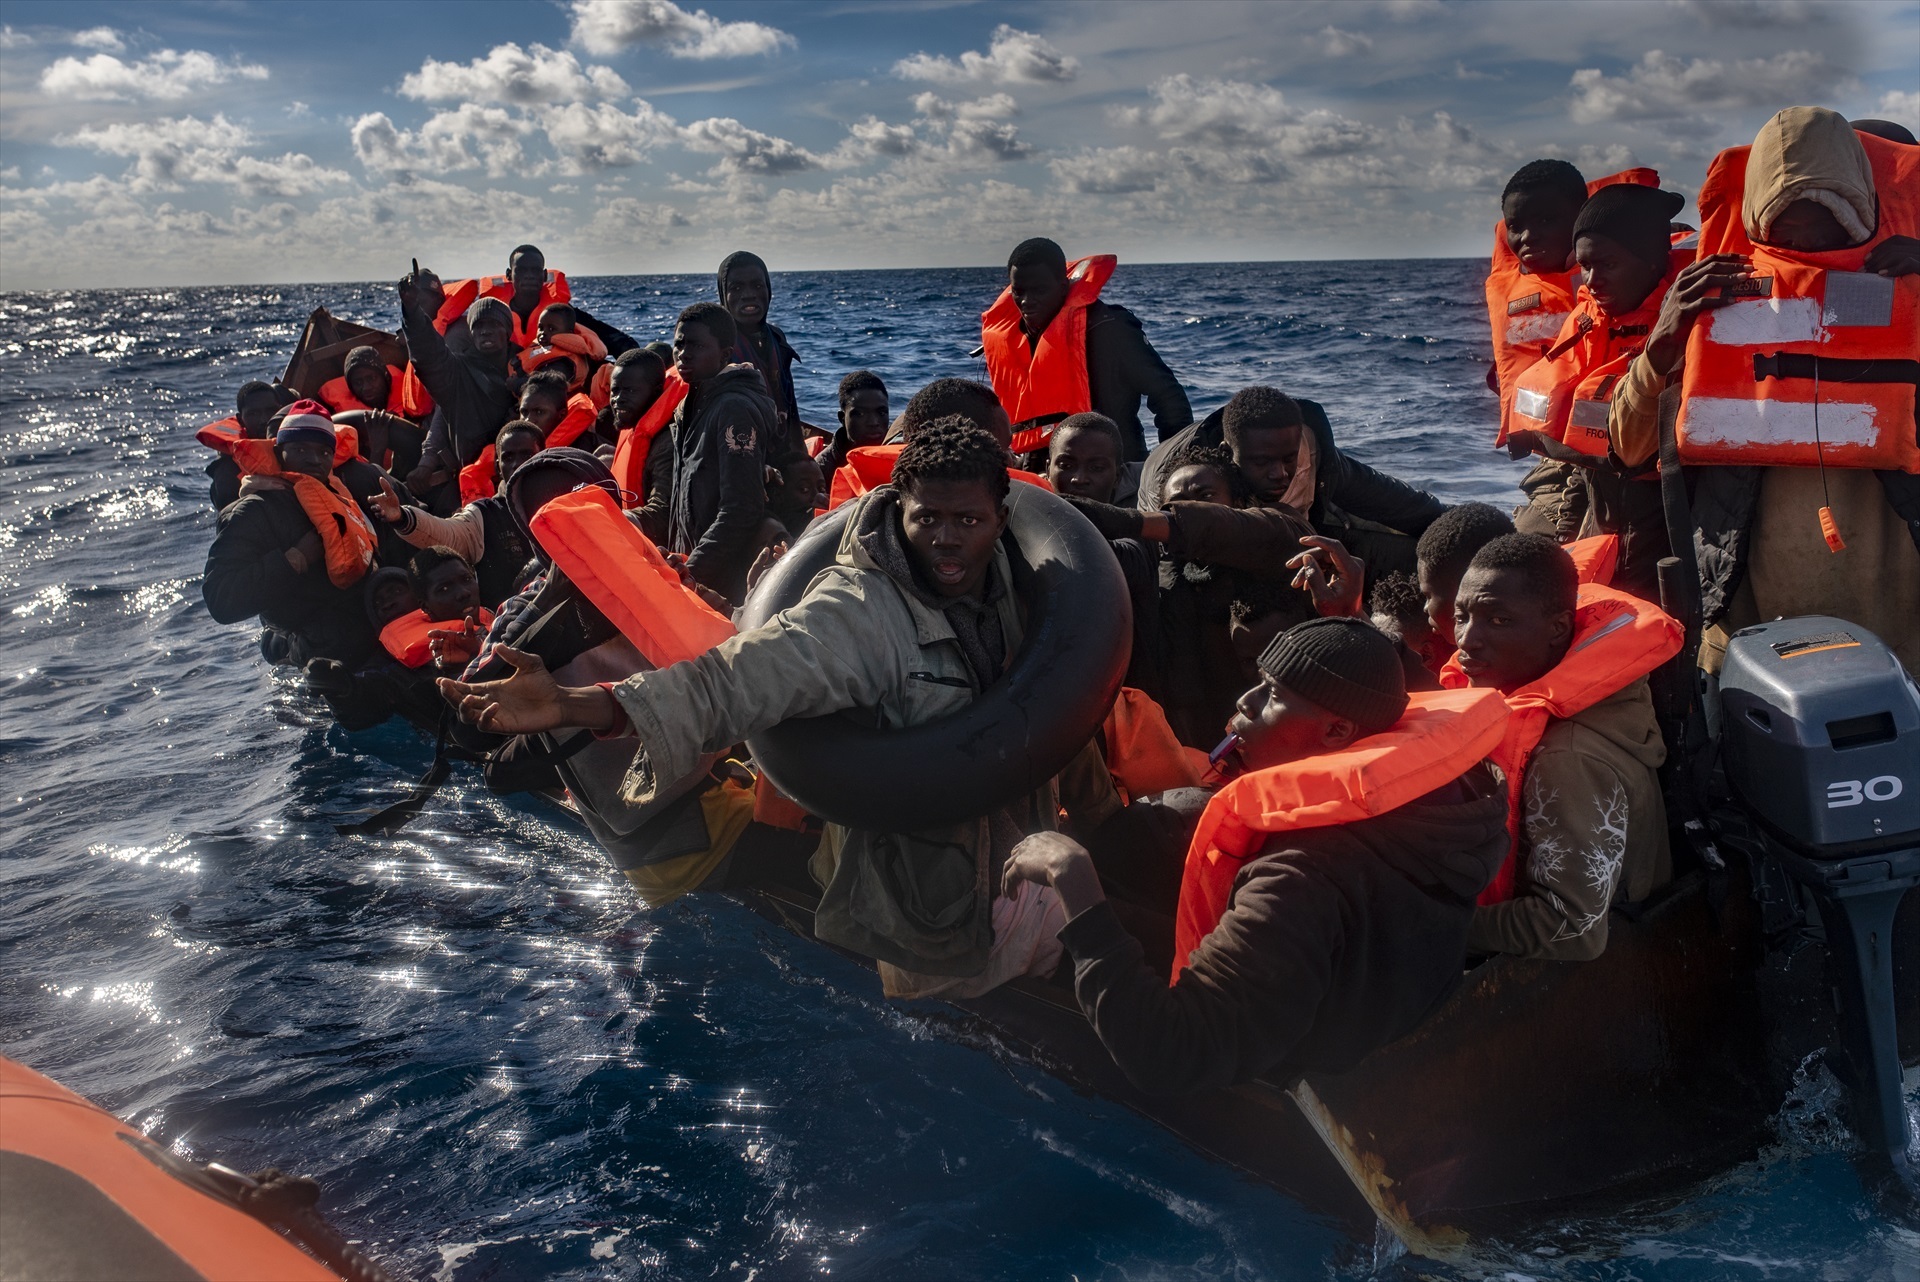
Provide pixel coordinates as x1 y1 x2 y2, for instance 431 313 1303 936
0 1055 353 1281
737 483 1131 831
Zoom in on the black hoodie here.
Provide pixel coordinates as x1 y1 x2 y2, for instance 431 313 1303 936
669 363 777 602
1059 766 1508 1096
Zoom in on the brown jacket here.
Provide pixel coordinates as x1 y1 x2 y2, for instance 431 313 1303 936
1466 678 1670 962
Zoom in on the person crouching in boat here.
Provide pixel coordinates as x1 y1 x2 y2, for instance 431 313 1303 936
369 421 543 610
305 547 487 730
1448 534 1678 961
438 419 1120 1000
201 403 381 668
1001 618 1510 1095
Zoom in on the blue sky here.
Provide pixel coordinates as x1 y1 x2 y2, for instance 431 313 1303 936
1 0 1915 288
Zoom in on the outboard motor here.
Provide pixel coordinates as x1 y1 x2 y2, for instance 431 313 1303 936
1718 615 1920 1193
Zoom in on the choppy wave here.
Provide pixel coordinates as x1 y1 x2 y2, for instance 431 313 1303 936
0 265 1904 1279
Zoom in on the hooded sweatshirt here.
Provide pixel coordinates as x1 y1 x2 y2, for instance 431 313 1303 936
1465 677 1670 962
1605 109 1920 673
403 295 518 513
669 363 778 603
1057 765 1509 1096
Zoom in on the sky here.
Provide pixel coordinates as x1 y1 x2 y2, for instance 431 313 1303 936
1 0 1915 289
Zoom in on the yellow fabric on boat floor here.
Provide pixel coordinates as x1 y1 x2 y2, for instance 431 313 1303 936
619 779 756 908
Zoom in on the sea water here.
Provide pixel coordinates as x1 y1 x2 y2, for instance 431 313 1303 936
1 263 1914 1281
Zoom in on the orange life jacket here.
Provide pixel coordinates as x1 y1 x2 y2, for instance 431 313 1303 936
394 363 435 418
1487 168 1662 444
752 774 816 832
195 416 246 454
805 434 830 459
434 269 570 345
1510 241 1696 455
522 329 608 391
317 365 414 417
458 449 498 507
1674 134 1920 473
1439 583 1683 904
982 254 1118 452
229 432 378 589
1103 687 1210 802
379 606 496 668
0 1056 344 1282
544 393 601 450
824 444 1054 510
1563 532 1619 585
611 370 689 508
1170 688 1511 980
528 485 736 670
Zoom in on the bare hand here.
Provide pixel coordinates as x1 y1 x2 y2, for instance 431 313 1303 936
397 258 445 314
1287 535 1366 618
1001 831 1105 917
436 645 596 734
1644 253 1751 378
427 607 483 669
405 461 448 494
1864 235 1920 279
746 541 786 595
371 476 406 523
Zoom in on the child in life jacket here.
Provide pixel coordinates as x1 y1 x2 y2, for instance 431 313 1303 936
1002 618 1510 1095
1607 107 1920 676
1450 534 1674 961
306 547 484 730
372 421 543 609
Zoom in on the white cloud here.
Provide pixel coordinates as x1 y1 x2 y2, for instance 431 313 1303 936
400 43 629 105
894 25 1078 85
1875 90 1919 130
351 105 535 178
0 26 32 48
58 115 349 196
1050 145 1161 194
680 116 821 174
541 99 681 172
1320 26 1373 56
841 116 921 160
1568 49 1847 129
70 27 124 51
1124 75 1378 156
569 0 793 59
586 196 689 241
40 48 269 101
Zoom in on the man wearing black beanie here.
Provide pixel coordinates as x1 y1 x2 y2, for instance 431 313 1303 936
1004 617 1510 1096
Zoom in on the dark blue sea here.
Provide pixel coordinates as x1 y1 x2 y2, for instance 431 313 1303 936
2 262 1913 1280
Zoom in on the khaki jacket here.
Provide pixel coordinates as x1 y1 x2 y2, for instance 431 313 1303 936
609 491 1117 975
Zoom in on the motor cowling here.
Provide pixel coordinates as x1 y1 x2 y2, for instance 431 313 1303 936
1716 615 1920 1200
1719 615 1920 853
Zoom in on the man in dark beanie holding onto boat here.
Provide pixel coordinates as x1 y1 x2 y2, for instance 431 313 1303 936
398 264 518 514
1002 618 1509 1096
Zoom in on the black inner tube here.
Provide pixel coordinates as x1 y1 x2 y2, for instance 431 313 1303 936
737 484 1132 832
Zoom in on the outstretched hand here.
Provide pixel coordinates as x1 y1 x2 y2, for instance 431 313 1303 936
436 645 617 734
1287 534 1366 618
371 476 406 523
746 541 787 595
1644 253 1751 378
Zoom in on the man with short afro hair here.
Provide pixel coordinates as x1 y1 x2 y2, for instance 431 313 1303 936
898 377 1011 446
984 236 1190 462
1414 501 1515 654
1450 533 1671 962
439 415 1119 1001
1141 384 1442 585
